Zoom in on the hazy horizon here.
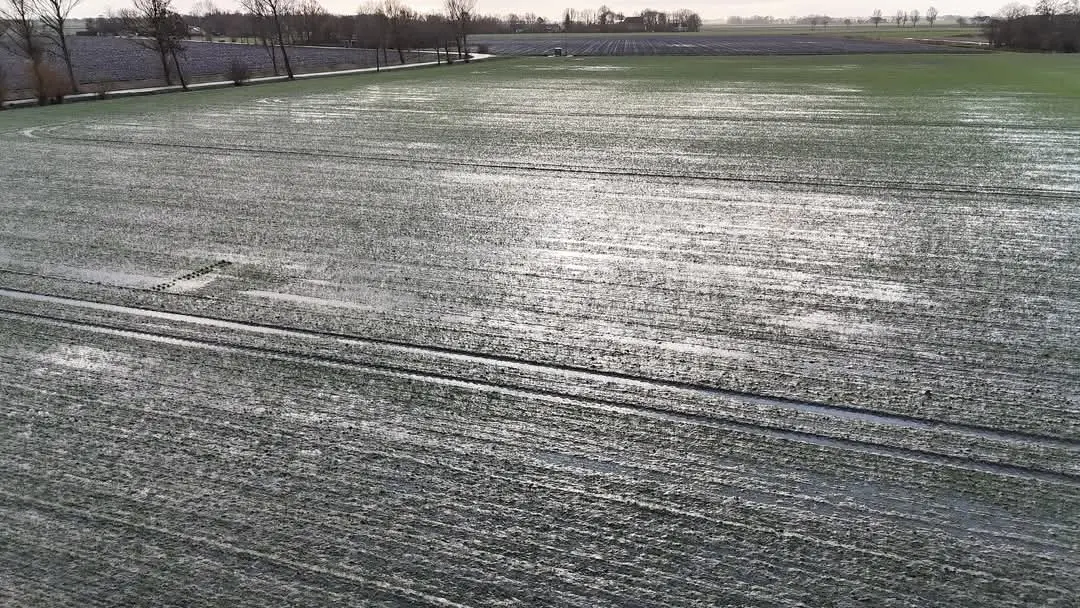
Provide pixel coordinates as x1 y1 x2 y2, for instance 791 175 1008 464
73 0 1000 21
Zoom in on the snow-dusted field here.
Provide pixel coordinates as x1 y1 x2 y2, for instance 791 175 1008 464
1 55 1078 606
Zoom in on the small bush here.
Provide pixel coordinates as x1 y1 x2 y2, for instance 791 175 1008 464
226 59 251 86
476 43 490 54
32 62 69 105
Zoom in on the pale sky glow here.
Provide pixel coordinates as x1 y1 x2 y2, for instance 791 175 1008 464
74 0 998 21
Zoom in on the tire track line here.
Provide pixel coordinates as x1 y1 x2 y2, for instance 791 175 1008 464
2 286 1076 450
1 304 1077 486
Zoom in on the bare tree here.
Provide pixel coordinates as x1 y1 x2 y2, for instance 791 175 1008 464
241 0 294 79
444 0 474 58
190 0 218 39
0 61 8 107
251 11 280 75
377 0 416 64
121 0 188 90
895 9 906 26
34 0 83 94
0 0 51 103
871 8 883 26
926 6 938 26
293 0 328 44
1034 0 1072 15
911 9 920 26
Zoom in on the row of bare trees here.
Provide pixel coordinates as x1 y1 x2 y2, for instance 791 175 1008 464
560 6 702 33
2 0 480 105
121 0 190 89
0 0 83 102
1 0 192 101
869 7 940 27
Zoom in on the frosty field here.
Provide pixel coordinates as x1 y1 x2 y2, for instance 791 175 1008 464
1 54 1079 606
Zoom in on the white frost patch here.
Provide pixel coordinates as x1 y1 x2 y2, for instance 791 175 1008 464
280 410 333 423
821 281 923 304
531 64 627 72
571 65 627 72
36 344 135 374
242 290 373 311
765 310 884 337
616 335 750 359
162 274 219 293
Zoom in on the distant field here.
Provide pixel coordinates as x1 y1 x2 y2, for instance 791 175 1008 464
0 37 423 99
699 22 985 38
478 24 985 40
1 53 1079 606
471 32 976 56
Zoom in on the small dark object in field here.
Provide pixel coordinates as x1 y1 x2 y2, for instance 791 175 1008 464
227 59 251 86
477 44 490 54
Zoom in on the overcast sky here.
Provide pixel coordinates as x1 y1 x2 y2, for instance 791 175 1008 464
75 0 999 21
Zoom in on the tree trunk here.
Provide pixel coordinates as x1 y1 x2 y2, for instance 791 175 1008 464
171 49 188 90
159 46 173 86
58 36 79 94
397 47 405 64
261 36 279 75
272 10 294 79
31 59 47 106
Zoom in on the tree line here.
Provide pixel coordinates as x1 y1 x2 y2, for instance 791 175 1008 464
1 0 479 105
869 7 941 27
982 0 1080 50
728 9 944 27
559 6 702 32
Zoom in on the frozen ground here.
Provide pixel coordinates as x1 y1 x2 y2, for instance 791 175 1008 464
0 55 1078 606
